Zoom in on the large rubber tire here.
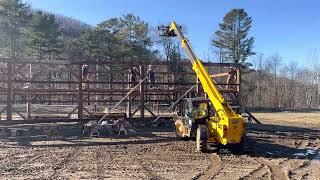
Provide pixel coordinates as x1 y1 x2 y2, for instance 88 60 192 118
174 129 190 141
196 124 208 152
230 134 246 154
190 128 197 141
174 120 190 140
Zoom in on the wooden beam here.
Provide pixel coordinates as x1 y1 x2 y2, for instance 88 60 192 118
131 106 140 117
140 65 145 119
244 110 262 124
0 106 7 114
78 64 83 119
210 73 229 78
144 106 156 117
82 107 93 118
10 64 27 77
0 86 238 95
66 65 81 80
6 63 12 121
0 58 240 67
65 106 78 120
11 107 27 120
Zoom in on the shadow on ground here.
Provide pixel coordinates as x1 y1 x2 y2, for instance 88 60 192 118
2 123 320 161
1 126 178 148
242 123 320 160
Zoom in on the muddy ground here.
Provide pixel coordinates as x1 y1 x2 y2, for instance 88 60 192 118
0 112 320 179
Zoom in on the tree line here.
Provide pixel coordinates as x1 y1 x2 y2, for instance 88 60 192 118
0 0 159 61
243 53 320 109
0 0 319 109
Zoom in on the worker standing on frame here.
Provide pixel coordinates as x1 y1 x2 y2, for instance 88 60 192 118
82 64 89 89
129 67 140 88
147 65 155 89
226 67 238 90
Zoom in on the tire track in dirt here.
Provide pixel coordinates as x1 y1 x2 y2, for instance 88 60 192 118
238 154 274 180
51 146 81 178
95 145 107 179
261 159 289 180
277 139 310 178
18 154 42 169
138 158 166 180
289 161 314 179
212 152 262 180
238 153 289 180
10 154 42 172
196 153 222 180
0 152 21 162
288 144 320 180
279 139 320 179
279 139 309 164
240 164 270 180
0 150 40 171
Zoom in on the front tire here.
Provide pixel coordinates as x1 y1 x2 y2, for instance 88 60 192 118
230 135 246 154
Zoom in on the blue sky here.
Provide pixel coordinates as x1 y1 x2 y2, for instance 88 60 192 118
24 0 320 66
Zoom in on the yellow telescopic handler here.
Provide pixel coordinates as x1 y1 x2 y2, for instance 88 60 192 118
159 22 245 153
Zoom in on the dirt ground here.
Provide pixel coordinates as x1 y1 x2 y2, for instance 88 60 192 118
0 112 320 179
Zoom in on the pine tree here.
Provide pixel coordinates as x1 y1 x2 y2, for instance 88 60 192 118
0 0 31 58
81 14 156 61
120 14 152 59
212 9 255 67
27 11 63 60
81 18 121 60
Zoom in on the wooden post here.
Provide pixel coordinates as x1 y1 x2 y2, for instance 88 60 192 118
196 77 200 97
26 87 31 119
96 60 99 105
161 73 164 90
26 64 32 120
170 74 174 101
6 63 13 121
127 94 132 119
127 73 132 119
237 67 241 105
78 64 83 119
109 65 113 112
172 73 176 102
87 91 90 105
140 65 145 119
237 67 240 93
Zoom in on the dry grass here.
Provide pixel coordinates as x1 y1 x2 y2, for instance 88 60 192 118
253 112 320 126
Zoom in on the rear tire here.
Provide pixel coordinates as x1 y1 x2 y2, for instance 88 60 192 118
230 135 246 154
196 124 208 152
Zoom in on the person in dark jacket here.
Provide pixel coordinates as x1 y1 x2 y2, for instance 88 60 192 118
147 65 155 89
82 64 89 89
129 67 140 88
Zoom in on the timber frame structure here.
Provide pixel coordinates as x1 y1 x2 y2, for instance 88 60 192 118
0 58 241 124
